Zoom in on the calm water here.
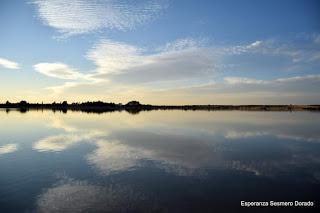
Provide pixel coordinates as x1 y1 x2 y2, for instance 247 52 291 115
0 110 319 212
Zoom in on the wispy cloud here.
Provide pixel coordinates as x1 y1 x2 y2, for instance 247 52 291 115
222 40 263 55
224 74 320 86
86 39 144 75
234 39 320 63
275 74 320 83
37 38 216 93
182 74 320 103
115 74 320 104
34 62 88 80
32 0 168 36
80 37 320 87
0 58 20 69
33 62 105 94
89 38 216 84
32 35 320 104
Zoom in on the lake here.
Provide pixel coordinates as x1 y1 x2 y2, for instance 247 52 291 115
0 110 319 212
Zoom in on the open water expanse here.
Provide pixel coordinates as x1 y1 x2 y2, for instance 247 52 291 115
0 110 319 212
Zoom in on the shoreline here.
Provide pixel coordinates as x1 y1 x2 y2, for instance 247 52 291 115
1 101 320 113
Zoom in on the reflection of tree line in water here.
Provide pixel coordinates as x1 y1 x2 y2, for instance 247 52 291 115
1 100 320 114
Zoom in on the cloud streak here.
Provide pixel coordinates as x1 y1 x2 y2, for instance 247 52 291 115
0 58 20 69
224 77 267 85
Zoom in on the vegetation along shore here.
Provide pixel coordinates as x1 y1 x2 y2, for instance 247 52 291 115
1 101 320 114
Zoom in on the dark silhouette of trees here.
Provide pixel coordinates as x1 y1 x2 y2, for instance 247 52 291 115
0 100 319 113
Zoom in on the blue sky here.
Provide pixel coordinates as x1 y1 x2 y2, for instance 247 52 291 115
0 0 319 104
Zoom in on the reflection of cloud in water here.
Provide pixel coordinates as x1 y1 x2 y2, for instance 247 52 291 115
225 131 268 139
34 134 84 152
87 140 154 174
225 130 320 142
0 143 18 155
223 160 288 176
36 177 158 213
49 116 77 132
33 131 106 152
93 130 320 179
33 112 320 178
86 131 226 176
276 134 320 143
33 128 320 178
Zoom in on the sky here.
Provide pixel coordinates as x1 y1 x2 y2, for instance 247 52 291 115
0 0 320 104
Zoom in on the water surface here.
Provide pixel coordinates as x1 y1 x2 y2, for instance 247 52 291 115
0 110 319 212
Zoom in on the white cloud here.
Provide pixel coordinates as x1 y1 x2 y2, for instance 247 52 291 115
158 38 206 52
0 144 18 155
0 58 20 69
222 40 263 55
222 38 320 65
33 36 320 104
32 0 167 36
86 39 144 75
88 38 216 84
248 40 262 48
139 74 320 104
34 63 87 80
34 38 216 94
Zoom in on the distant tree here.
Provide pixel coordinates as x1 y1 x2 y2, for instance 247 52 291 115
20 100 27 105
19 100 28 109
126 101 141 106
